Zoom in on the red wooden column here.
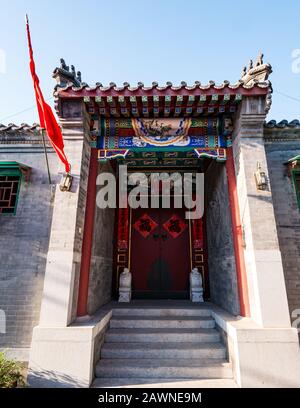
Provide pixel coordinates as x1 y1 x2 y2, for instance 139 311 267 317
77 148 98 317
226 147 250 317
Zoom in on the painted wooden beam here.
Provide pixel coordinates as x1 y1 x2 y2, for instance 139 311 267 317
198 95 206 105
153 95 160 107
107 96 115 107
221 94 231 104
118 96 127 107
187 95 195 107
176 95 184 107
95 96 105 107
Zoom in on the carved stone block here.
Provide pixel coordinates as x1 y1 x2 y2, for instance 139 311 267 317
190 267 204 303
118 268 132 303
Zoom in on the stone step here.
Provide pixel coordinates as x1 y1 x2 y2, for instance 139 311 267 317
92 377 238 388
110 316 215 329
95 358 232 379
105 328 221 343
112 307 211 318
101 342 226 359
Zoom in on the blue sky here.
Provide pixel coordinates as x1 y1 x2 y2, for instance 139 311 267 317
0 0 299 124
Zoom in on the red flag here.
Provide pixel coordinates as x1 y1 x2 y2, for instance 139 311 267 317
25 15 71 173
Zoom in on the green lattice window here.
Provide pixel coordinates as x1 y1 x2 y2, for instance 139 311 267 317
292 171 300 210
0 162 31 215
0 174 21 214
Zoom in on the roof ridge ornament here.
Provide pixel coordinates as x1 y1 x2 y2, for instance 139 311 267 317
53 58 83 89
255 52 264 67
240 52 272 85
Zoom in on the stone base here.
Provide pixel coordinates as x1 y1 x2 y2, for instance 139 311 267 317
27 310 111 388
211 305 300 388
118 291 131 303
234 329 300 388
27 303 300 388
190 291 204 303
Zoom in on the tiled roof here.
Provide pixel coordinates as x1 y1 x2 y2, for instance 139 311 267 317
55 79 271 94
0 123 41 133
285 155 300 164
0 123 45 146
54 53 272 95
53 54 272 118
264 119 300 128
55 81 271 118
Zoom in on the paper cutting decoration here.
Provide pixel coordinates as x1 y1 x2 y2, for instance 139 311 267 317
163 214 187 238
133 213 158 238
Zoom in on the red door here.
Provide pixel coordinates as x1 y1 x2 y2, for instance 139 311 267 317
130 207 191 299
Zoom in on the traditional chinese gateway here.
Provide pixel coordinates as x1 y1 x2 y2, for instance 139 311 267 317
1 55 300 388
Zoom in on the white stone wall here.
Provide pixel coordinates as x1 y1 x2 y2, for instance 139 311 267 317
232 98 291 327
38 112 92 327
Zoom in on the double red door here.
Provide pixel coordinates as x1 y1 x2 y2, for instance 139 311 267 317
130 207 191 299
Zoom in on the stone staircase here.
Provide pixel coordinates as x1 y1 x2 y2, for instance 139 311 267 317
92 306 236 388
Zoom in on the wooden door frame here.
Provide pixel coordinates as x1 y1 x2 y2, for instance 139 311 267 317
129 205 192 299
112 197 209 300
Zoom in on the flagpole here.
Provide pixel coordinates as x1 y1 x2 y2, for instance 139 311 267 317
41 128 52 185
26 13 71 182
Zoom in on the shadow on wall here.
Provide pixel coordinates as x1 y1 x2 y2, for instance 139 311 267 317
27 369 84 388
247 194 273 205
233 139 264 181
87 161 116 315
205 161 240 316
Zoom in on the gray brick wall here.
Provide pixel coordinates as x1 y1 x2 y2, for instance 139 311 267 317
264 134 300 325
0 147 59 349
205 161 240 315
87 161 115 315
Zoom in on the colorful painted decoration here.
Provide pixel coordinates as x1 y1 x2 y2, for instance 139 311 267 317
98 117 223 148
97 117 231 162
133 213 158 238
163 214 187 239
98 149 128 160
194 148 226 161
131 118 192 146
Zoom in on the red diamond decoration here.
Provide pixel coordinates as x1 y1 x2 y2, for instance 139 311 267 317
163 214 187 238
133 213 158 238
